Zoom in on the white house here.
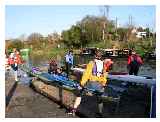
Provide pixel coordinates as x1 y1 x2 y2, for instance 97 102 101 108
131 28 147 38
136 32 147 38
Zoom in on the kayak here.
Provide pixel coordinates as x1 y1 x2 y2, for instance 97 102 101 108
71 67 155 86
20 65 154 117
22 66 121 98
20 66 122 117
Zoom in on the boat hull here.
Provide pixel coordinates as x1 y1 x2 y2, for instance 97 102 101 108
31 79 120 117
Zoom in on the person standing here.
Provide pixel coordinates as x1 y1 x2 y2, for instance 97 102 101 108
69 51 108 116
104 58 114 72
65 50 74 78
8 48 22 82
127 50 143 75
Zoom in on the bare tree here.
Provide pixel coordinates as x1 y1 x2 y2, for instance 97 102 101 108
18 34 27 42
115 17 118 36
99 5 110 19
99 6 110 44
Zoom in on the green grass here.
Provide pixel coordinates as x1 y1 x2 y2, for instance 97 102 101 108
31 47 68 59
87 41 112 48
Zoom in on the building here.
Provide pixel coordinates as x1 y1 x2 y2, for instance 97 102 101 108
136 32 147 38
131 28 147 38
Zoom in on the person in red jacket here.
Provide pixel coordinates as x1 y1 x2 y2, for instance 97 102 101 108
48 58 58 74
127 50 143 75
15 51 23 64
8 48 22 81
104 58 113 72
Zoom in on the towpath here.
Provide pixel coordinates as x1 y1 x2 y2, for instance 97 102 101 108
5 70 78 118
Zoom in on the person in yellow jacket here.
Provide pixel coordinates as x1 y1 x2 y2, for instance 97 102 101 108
68 51 108 116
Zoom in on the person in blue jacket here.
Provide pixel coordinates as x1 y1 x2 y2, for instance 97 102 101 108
65 50 74 77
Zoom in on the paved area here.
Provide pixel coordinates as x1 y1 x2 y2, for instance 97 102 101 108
5 70 78 118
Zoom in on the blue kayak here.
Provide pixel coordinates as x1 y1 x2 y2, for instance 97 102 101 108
22 66 101 94
20 66 124 97
40 72 78 88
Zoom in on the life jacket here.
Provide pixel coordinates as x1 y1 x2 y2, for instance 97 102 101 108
14 53 22 64
92 59 104 77
104 59 113 72
49 59 57 66
8 53 15 65
136 55 143 64
49 59 58 74
128 54 143 66
80 60 107 86
8 52 22 65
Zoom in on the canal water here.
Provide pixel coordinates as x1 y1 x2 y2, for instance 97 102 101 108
17 53 155 85
29 54 156 78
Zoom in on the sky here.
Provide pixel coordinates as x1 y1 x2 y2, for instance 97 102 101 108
5 5 155 39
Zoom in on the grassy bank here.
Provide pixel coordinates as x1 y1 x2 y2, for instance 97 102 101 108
31 47 68 59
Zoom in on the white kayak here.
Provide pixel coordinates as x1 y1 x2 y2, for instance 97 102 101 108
72 67 156 86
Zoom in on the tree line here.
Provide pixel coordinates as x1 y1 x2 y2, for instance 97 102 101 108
6 15 156 56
